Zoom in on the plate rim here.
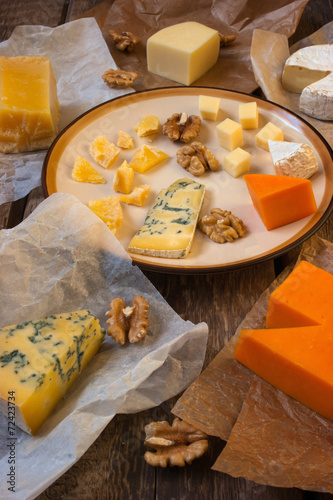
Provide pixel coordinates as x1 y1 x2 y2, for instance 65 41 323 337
42 86 333 275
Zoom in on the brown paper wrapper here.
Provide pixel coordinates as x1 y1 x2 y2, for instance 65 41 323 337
172 235 333 494
80 0 309 93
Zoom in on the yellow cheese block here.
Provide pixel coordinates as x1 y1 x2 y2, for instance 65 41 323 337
90 136 120 169
0 56 59 154
113 160 134 193
255 122 284 151
118 184 151 206
0 311 105 434
216 118 244 151
239 102 258 129
117 130 133 149
72 156 105 184
128 144 168 173
223 147 251 178
88 196 123 234
199 95 220 120
134 115 160 137
147 22 220 85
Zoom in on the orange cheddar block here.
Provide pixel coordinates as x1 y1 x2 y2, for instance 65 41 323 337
244 174 317 230
234 260 333 421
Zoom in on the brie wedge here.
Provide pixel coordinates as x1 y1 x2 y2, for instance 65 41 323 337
268 140 318 179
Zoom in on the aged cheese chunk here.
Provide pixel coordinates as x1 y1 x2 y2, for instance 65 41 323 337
88 196 123 233
282 44 333 93
134 115 160 136
255 122 283 151
72 156 105 184
0 55 59 154
244 174 317 230
238 102 258 129
223 147 251 178
0 310 105 434
117 130 133 149
90 136 120 169
113 160 134 193
128 178 205 258
147 22 220 85
118 184 151 206
233 260 333 421
216 118 244 151
299 72 333 121
128 144 168 173
199 95 220 120
268 140 318 179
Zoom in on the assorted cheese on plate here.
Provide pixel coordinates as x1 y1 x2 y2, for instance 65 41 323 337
43 87 333 273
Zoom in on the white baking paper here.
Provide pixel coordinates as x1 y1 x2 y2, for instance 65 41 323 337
0 193 208 499
0 18 131 205
250 22 333 149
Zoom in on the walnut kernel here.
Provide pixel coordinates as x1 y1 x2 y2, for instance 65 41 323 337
109 30 141 52
219 33 236 47
106 296 149 344
162 113 201 143
199 208 246 243
176 141 219 176
102 68 138 89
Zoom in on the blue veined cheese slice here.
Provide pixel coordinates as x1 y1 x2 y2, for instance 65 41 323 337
128 178 205 258
0 310 105 434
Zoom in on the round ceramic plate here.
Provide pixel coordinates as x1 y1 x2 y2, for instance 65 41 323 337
42 87 333 274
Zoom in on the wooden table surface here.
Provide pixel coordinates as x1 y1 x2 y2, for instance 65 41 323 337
1 1 333 499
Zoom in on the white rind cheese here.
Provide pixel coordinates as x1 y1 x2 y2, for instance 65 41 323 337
282 44 333 121
0 310 105 434
268 140 318 179
128 178 205 258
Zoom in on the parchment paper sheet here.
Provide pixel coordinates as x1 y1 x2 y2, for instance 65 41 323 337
0 17 131 205
0 193 208 500
173 234 333 494
250 23 333 148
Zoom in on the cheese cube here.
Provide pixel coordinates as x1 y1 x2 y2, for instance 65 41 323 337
128 145 168 173
0 56 59 154
113 160 134 194
0 311 105 434
72 156 105 184
223 147 251 178
118 185 151 206
117 130 133 149
199 95 220 120
239 102 258 129
90 136 120 169
147 22 220 85
255 122 283 151
216 118 244 151
134 115 160 136
88 196 123 234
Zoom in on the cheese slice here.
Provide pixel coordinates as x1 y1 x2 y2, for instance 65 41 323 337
147 22 220 85
244 174 317 230
0 310 105 434
268 140 318 179
128 178 205 258
0 56 59 153
233 260 333 421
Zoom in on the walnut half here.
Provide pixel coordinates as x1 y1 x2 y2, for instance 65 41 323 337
109 30 141 52
102 68 138 89
176 141 219 176
106 296 149 344
199 208 246 243
144 418 208 467
162 112 201 143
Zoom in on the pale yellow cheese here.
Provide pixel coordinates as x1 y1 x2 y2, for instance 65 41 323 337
223 147 251 178
147 22 220 85
88 196 123 233
117 130 134 149
239 102 258 129
128 144 168 173
0 56 59 154
90 136 120 169
255 122 284 151
216 118 244 151
0 311 105 434
199 95 220 120
134 115 160 136
118 185 151 206
72 156 105 184
113 160 134 193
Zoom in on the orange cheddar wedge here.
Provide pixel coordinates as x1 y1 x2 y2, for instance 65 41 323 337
244 174 317 230
234 260 333 421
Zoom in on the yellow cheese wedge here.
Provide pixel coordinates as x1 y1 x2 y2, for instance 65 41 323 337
0 310 105 434
90 136 120 169
88 196 123 234
147 22 220 85
134 115 160 137
0 56 59 154
72 156 105 184
113 160 134 193
128 144 168 173
118 184 151 206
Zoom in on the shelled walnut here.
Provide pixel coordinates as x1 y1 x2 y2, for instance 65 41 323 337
199 208 246 243
106 296 149 344
162 112 201 143
144 418 208 467
219 33 236 47
109 30 141 52
176 141 219 176
102 68 138 88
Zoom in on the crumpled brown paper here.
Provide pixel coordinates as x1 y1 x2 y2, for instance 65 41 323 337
172 234 333 494
82 0 309 93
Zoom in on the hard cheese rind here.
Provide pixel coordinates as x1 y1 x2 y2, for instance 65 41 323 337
128 178 205 258
0 56 59 153
268 140 318 179
233 260 333 421
0 310 105 434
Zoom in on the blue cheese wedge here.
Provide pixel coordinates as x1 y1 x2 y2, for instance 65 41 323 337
268 140 318 179
0 310 105 434
128 178 205 258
